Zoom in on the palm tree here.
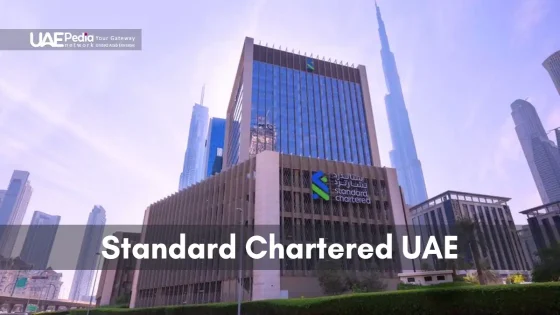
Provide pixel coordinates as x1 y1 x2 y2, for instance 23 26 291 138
453 217 487 285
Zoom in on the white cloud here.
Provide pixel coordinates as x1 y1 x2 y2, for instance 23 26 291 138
0 79 169 185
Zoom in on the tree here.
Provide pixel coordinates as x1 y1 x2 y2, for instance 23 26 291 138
453 218 488 285
346 272 387 293
316 259 347 295
317 260 387 295
420 262 434 271
115 293 131 305
532 244 560 282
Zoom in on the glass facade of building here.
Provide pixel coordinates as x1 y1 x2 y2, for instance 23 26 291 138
204 118 226 178
227 84 243 167
179 103 209 190
248 59 372 165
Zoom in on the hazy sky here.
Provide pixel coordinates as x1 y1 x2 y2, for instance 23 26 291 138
1 0 559 297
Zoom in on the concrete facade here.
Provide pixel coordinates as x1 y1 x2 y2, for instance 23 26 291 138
131 151 409 307
520 201 560 252
96 232 140 306
409 191 530 272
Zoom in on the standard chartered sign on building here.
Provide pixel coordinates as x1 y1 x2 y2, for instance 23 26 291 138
312 172 371 204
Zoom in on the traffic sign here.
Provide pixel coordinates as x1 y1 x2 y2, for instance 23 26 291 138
15 277 28 288
26 304 38 312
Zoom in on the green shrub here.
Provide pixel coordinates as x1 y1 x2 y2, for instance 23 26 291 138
398 281 475 291
42 283 560 315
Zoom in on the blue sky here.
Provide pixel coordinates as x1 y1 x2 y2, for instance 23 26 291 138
0 0 559 296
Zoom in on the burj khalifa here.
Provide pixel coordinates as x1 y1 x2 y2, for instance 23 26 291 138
375 3 428 206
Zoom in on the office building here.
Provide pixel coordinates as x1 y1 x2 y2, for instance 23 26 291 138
0 170 33 258
375 4 428 206
0 189 6 205
179 103 210 190
223 37 382 169
543 50 560 96
520 201 560 252
410 191 530 274
20 211 61 270
69 206 106 302
204 117 226 177
517 225 538 269
131 151 410 307
512 99 560 204
96 232 140 306
211 150 223 176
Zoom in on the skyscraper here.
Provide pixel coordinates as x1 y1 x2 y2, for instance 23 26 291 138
223 37 382 169
375 3 428 206
0 170 33 258
19 211 61 270
179 102 210 190
0 190 6 205
204 117 226 177
543 50 560 96
512 99 560 204
69 205 106 302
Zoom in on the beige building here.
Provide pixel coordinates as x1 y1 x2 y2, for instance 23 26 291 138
409 191 531 276
96 232 140 306
130 151 411 307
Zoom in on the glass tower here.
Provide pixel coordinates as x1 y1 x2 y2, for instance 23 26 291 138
179 103 209 190
0 170 33 258
543 50 560 96
224 37 382 169
204 117 226 177
375 3 428 206
512 99 560 204
69 205 106 302
20 211 61 270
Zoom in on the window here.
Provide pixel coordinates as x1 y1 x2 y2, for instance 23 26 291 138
424 276 433 282
436 275 445 281
407 278 415 283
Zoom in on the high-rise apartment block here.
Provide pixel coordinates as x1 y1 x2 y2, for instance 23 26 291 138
409 191 530 273
19 211 61 270
0 170 33 258
179 103 210 190
69 206 106 302
223 37 381 169
375 4 428 206
511 99 560 204
543 50 560 96
204 117 226 177
520 201 560 252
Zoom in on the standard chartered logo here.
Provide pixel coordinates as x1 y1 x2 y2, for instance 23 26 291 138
310 171 371 204
311 171 330 201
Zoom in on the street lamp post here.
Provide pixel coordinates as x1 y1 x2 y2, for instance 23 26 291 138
236 207 244 315
37 283 57 311
86 252 102 315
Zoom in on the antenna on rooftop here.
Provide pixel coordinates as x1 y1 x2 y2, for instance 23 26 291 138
200 85 205 106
